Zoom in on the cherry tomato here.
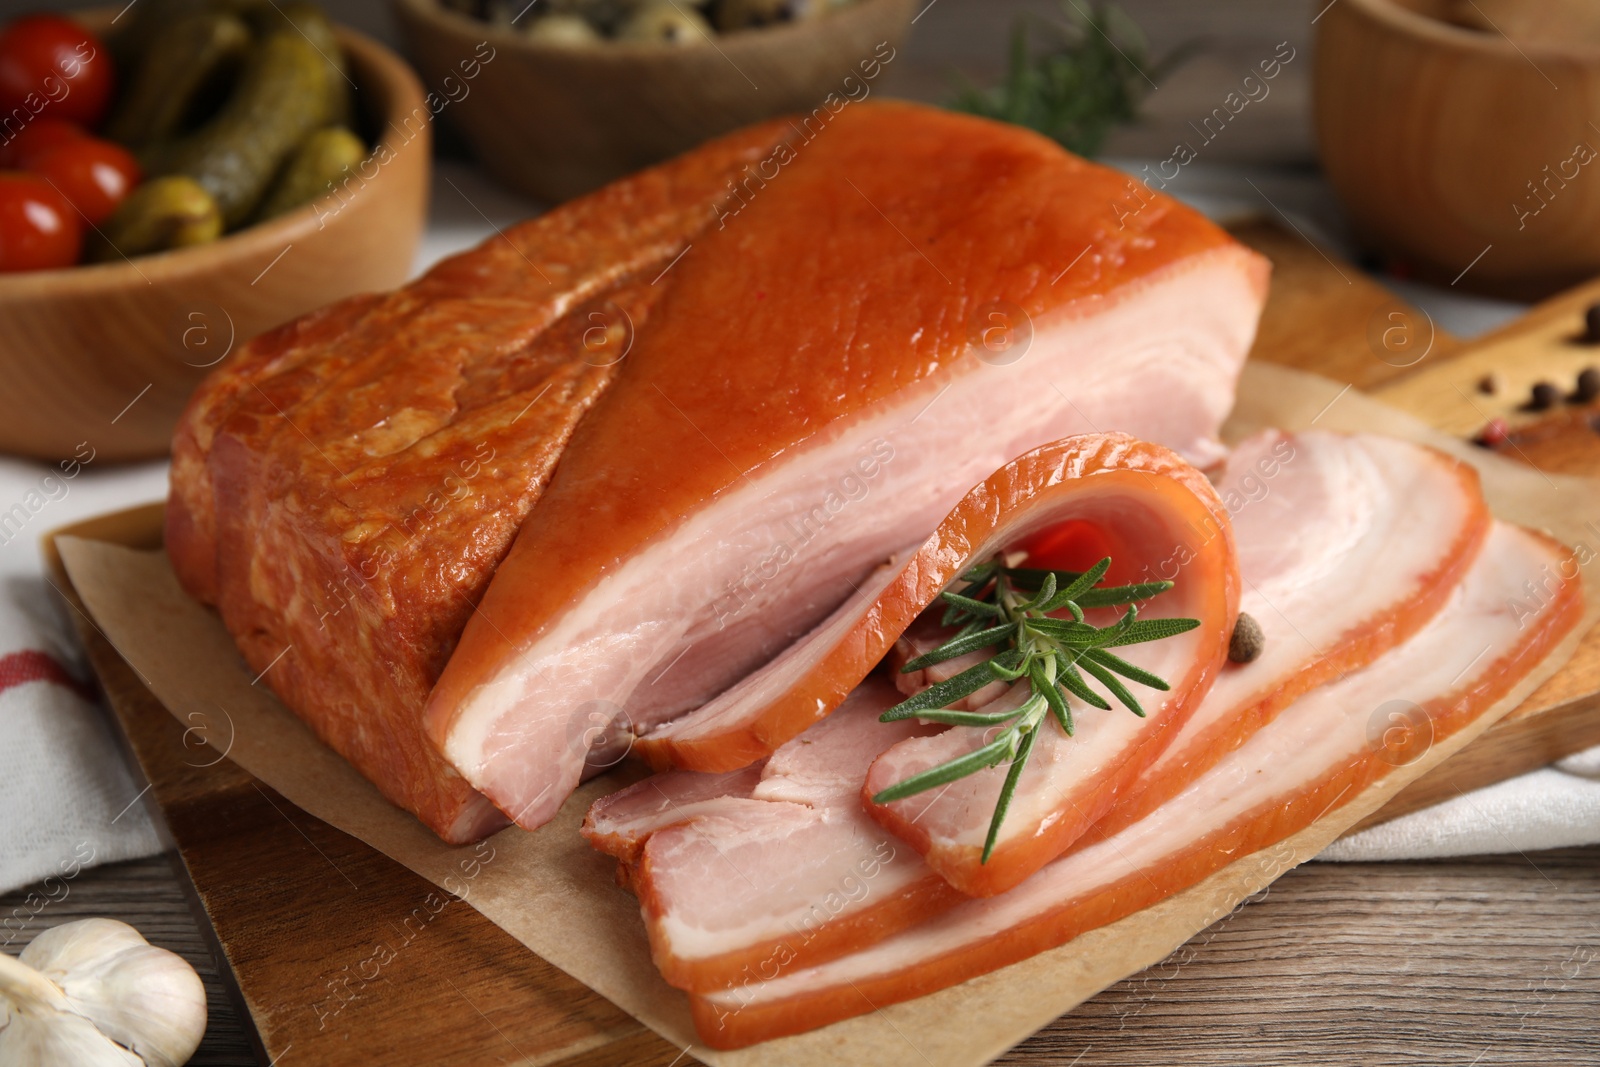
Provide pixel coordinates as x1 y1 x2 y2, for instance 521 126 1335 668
0 171 82 272
1012 521 1132 585
28 136 139 225
0 117 85 169
0 16 114 129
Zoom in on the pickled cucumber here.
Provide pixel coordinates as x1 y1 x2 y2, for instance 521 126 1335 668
105 11 252 150
257 125 366 219
154 31 333 228
241 2 353 127
92 176 223 261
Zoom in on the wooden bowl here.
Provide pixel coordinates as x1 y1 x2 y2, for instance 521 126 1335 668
0 20 429 464
1314 0 1600 299
391 0 915 203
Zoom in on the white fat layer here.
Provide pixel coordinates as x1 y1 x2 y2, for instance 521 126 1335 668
446 250 1263 826
700 521 1561 1009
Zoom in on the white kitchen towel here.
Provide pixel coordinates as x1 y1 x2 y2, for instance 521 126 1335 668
1320 748 1600 861
0 456 166 899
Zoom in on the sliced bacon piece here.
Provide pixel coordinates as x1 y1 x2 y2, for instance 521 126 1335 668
690 521 1584 1049
582 761 765 875
1084 429 1490 839
586 677 962 991
424 101 1269 831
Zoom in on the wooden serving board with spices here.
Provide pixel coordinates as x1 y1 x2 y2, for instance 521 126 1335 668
42 218 1600 1066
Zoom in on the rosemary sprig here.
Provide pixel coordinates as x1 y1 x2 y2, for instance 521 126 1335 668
872 555 1198 863
948 2 1197 158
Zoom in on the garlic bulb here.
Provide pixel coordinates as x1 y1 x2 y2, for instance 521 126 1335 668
0 919 206 1067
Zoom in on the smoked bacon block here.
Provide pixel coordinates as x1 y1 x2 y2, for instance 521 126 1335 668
166 121 796 841
427 101 1269 832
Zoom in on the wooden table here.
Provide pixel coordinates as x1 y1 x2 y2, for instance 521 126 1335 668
9 2 1600 1064
5 848 1594 1065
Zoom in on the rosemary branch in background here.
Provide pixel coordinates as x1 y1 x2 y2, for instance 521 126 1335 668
948 2 1196 158
872 556 1198 863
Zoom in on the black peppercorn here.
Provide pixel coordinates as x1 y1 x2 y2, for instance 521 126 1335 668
1573 366 1600 404
1228 612 1264 664
1527 381 1561 411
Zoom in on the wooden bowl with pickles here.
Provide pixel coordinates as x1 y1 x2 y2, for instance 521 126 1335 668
0 2 428 463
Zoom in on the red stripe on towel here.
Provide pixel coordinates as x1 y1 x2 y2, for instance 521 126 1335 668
0 650 93 701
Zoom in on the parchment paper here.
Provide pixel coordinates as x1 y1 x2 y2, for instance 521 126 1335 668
54 363 1600 1067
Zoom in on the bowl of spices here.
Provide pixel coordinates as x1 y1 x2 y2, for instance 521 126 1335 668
392 0 915 203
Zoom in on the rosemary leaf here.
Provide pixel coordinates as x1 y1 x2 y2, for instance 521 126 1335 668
901 622 1018 672
911 705 1030 728
1073 579 1176 608
940 590 1005 618
1104 617 1202 647
1079 653 1146 717
1083 647 1172 691
1030 658 1075 736
870 730 1016 804
1024 617 1097 643
1053 650 1111 711
1049 557 1111 606
1022 570 1058 611
880 659 1002 721
982 722 1039 863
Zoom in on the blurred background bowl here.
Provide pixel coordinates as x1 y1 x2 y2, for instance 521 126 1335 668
0 17 429 464
392 0 915 203
1314 0 1600 299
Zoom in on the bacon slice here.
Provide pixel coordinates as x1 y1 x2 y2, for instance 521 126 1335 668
1084 429 1490 840
424 101 1269 831
690 521 1584 1049
584 433 1238 983
584 677 963 991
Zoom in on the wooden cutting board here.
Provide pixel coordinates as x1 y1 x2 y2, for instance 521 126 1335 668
44 219 1600 1067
